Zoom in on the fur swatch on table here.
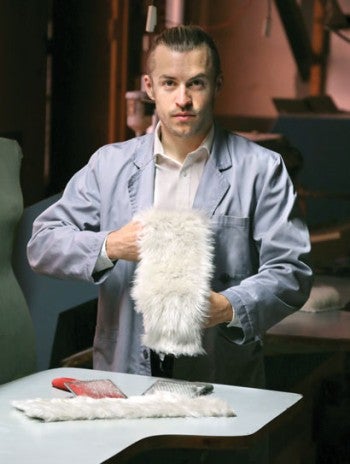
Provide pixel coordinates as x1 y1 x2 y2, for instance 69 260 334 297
131 209 214 357
12 392 235 422
300 285 341 312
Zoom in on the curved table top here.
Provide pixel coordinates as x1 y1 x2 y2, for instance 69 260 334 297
0 367 302 463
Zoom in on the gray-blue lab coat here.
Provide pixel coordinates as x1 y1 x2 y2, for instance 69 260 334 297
27 125 312 387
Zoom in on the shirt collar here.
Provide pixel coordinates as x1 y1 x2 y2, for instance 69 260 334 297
153 121 214 162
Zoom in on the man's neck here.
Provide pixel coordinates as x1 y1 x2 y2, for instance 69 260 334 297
159 128 211 163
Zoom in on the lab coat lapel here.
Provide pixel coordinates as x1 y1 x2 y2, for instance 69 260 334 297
127 134 155 215
193 126 232 217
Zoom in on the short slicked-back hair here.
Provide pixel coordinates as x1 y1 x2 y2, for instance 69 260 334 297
147 25 222 78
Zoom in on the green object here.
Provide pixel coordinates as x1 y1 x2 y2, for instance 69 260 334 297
0 138 36 384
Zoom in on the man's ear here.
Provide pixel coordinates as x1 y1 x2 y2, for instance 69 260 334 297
143 74 154 101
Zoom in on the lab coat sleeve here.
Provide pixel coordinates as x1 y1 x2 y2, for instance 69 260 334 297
221 155 313 343
27 150 111 283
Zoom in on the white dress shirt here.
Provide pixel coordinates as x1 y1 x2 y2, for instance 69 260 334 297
153 123 213 210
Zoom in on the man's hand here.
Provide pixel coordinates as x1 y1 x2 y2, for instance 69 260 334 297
106 221 142 261
205 291 234 328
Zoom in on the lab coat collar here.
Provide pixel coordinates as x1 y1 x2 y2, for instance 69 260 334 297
128 125 233 217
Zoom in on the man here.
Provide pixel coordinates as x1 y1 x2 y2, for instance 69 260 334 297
28 25 312 388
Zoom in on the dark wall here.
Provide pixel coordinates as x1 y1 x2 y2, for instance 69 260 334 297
48 0 111 195
1 1 145 205
49 0 147 195
0 0 48 206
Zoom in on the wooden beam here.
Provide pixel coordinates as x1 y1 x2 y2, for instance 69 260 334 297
108 0 129 142
310 0 328 95
274 0 314 81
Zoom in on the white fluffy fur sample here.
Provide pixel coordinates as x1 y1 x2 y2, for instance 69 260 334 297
12 392 235 422
131 209 214 356
300 285 341 312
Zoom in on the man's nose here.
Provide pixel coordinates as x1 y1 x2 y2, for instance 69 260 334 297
175 85 192 108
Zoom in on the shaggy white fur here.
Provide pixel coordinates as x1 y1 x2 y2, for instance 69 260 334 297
12 392 235 422
300 285 341 312
131 209 214 356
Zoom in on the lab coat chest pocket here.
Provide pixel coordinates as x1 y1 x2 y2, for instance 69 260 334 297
211 215 253 291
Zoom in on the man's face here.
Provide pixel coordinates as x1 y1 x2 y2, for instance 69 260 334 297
144 45 221 148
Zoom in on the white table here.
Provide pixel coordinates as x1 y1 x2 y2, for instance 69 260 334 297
0 367 302 463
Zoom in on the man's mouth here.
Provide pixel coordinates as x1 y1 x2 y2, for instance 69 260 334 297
173 113 196 121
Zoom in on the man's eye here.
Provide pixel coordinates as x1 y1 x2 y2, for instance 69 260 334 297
163 80 175 87
189 80 205 89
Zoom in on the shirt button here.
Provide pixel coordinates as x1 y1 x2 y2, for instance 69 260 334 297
182 171 187 177
143 349 149 360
